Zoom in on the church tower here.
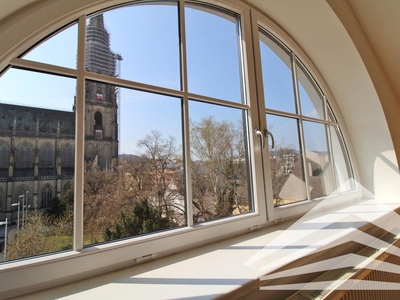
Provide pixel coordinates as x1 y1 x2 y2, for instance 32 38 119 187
84 14 120 169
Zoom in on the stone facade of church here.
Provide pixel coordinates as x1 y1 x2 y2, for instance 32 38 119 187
0 14 119 220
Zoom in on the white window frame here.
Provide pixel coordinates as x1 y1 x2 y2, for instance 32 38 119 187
0 0 360 297
251 10 361 222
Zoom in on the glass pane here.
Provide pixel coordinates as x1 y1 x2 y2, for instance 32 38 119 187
0 68 75 262
303 121 335 198
22 23 78 69
259 30 296 113
297 62 325 119
189 101 252 223
330 126 354 192
84 82 185 246
186 5 242 103
86 4 180 90
266 114 306 206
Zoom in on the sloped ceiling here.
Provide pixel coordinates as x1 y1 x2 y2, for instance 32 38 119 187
346 0 400 102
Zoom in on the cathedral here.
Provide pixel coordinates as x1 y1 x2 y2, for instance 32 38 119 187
0 14 119 220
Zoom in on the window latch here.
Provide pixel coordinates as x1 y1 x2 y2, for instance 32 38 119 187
255 128 265 149
264 129 275 149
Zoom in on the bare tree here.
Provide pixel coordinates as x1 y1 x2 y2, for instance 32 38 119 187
137 130 183 221
84 165 121 244
190 117 249 221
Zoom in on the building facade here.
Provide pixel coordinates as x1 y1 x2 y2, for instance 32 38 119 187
0 14 119 219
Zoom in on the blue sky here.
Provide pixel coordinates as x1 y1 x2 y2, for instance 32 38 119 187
0 2 325 154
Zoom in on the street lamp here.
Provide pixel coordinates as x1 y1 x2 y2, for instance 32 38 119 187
18 194 24 225
11 202 20 234
25 191 29 222
0 218 8 261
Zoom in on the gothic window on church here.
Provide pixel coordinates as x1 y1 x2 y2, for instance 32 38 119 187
40 143 53 168
17 142 33 168
0 140 8 168
94 111 102 130
94 111 103 140
41 184 52 207
61 143 74 168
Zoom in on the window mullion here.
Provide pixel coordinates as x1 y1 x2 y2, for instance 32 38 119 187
238 10 254 213
179 0 193 227
246 9 269 220
73 15 86 251
326 116 338 193
292 54 311 201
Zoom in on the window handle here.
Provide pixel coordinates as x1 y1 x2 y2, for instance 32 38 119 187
264 129 275 149
255 128 265 149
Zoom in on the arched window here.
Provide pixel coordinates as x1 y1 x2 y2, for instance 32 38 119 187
94 111 102 130
258 29 355 208
40 143 53 168
0 140 8 168
0 0 363 284
61 143 74 167
17 142 32 168
41 184 52 207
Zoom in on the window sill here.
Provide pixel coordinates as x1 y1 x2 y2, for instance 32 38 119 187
12 197 400 300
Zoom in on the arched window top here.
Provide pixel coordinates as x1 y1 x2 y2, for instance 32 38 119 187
41 142 52 151
19 141 32 150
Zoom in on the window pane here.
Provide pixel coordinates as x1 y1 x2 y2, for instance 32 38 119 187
22 23 78 69
303 121 335 198
189 101 252 223
86 4 180 90
267 114 306 206
0 68 75 262
297 62 325 119
260 30 296 113
330 126 354 192
186 5 242 103
84 82 185 246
